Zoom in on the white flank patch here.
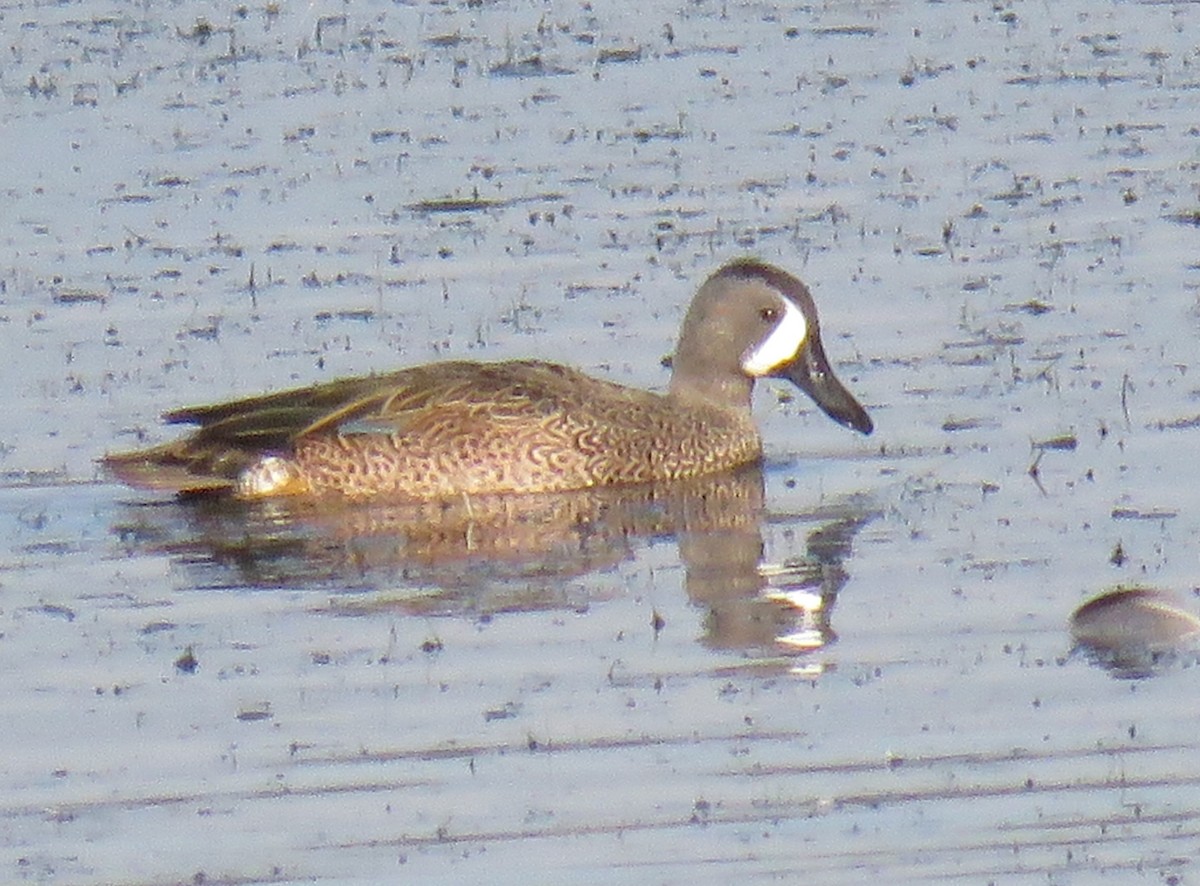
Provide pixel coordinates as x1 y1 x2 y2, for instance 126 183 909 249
741 297 808 376
237 455 301 498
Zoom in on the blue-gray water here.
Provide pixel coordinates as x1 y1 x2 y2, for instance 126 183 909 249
2 0 1199 882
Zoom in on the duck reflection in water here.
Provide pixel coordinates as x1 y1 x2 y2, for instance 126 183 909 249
113 464 876 673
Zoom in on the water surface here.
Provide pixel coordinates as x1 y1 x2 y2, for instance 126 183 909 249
2 0 1199 882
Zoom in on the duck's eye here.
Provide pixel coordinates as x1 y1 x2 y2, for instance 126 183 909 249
759 306 779 323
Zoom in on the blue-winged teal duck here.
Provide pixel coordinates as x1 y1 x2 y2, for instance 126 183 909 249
105 259 873 500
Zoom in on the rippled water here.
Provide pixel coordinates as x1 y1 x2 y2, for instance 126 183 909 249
2 0 1199 882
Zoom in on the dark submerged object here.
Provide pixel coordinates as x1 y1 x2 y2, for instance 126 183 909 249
1070 587 1200 678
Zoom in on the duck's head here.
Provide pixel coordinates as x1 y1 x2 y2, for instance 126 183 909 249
670 259 873 435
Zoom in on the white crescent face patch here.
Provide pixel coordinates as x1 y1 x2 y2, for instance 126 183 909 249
740 296 809 376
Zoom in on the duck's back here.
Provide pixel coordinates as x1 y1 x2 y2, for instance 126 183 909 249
106 360 762 499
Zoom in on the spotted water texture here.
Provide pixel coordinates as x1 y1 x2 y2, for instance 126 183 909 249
2 0 1200 883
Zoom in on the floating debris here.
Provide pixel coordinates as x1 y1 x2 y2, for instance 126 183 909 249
812 24 878 37
1151 415 1200 431
1033 434 1077 451
1008 299 1053 315
483 702 520 722
942 416 989 432
1164 209 1200 227
597 47 642 64
406 193 564 214
1111 507 1178 521
52 289 107 305
425 33 469 49
408 196 503 213
420 637 444 654
35 603 76 621
236 704 273 722
488 56 572 78
175 646 199 674
314 308 376 323
1109 542 1126 566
